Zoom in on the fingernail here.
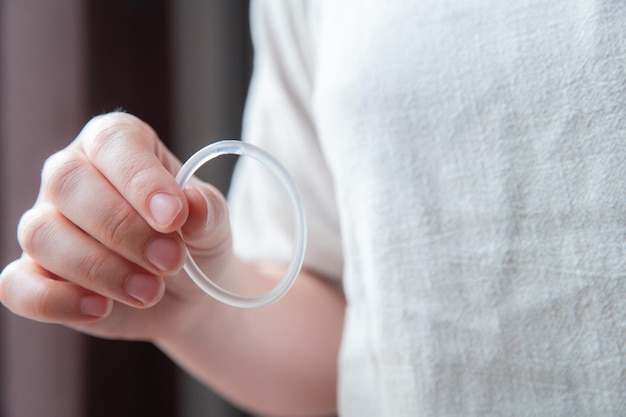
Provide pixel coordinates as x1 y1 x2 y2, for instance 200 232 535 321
80 295 111 318
149 193 182 228
146 238 183 273
125 273 164 305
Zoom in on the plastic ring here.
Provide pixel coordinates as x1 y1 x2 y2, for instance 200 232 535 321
175 140 307 308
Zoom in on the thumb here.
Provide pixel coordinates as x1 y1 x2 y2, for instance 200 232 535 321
181 183 232 263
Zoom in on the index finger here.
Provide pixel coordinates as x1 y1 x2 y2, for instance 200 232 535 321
75 112 188 233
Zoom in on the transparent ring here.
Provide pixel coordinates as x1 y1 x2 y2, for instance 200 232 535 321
175 140 307 309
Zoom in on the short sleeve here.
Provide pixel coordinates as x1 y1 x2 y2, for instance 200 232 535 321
228 0 343 284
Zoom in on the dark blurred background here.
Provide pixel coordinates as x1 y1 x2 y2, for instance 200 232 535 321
0 1 253 416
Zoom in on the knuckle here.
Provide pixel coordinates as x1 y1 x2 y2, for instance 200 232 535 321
89 116 132 157
84 112 153 162
123 159 159 196
0 259 50 321
77 250 109 288
0 260 18 305
17 207 53 255
83 113 162 197
41 150 86 202
88 111 139 130
30 282 56 319
100 201 139 248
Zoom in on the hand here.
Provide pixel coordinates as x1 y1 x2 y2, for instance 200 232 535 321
0 112 345 415
0 112 232 341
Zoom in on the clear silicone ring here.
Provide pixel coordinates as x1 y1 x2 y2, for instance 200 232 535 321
175 140 307 309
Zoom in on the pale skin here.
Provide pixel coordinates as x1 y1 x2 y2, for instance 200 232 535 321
0 112 345 417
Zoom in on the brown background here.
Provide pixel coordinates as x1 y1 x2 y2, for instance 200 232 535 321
0 1 252 416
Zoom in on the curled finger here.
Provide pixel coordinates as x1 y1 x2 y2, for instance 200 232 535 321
17 205 167 308
0 257 113 323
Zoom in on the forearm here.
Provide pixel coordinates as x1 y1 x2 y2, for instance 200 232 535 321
156 258 345 417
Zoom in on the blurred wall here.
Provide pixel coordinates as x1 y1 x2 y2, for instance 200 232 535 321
0 1 88 416
170 0 252 194
0 0 252 416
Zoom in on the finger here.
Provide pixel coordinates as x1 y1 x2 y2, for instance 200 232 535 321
40 148 185 276
75 112 187 233
177 184 233 282
17 204 168 308
181 183 232 259
0 257 113 323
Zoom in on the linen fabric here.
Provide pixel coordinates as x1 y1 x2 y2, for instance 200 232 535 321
229 1 626 415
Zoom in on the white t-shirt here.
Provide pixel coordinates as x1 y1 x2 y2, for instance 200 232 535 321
229 1 626 415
